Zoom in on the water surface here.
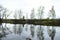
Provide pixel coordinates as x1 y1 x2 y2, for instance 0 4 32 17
0 23 60 40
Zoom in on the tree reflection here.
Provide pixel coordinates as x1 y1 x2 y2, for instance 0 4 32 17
47 6 56 40
13 24 24 35
30 25 34 37
47 26 56 40
25 24 28 31
37 25 44 40
0 24 2 40
13 24 17 34
17 24 23 35
0 23 7 40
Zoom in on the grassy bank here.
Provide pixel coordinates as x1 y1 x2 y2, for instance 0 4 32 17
0 19 60 26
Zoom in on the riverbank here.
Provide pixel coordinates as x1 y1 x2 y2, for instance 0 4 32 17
0 19 60 26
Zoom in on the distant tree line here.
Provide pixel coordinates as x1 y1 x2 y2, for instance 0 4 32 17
1 5 59 26
0 5 56 20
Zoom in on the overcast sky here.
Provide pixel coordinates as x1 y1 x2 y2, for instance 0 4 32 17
0 0 60 18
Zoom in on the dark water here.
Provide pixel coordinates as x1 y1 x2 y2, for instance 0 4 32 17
0 23 60 40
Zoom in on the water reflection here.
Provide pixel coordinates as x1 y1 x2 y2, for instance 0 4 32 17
0 23 2 40
25 24 29 31
30 25 35 37
0 23 7 40
13 24 24 35
0 23 60 40
47 26 56 40
17 24 23 35
37 25 44 40
13 24 17 34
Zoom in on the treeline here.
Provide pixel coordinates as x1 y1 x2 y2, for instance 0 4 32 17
0 5 60 26
0 19 60 26
0 5 56 19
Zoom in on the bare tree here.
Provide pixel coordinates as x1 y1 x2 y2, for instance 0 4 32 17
30 8 35 19
0 6 11 19
13 10 23 34
14 10 23 19
37 6 44 19
14 10 17 19
48 6 56 19
18 10 23 19
0 5 6 19
0 5 12 37
47 6 56 40
0 5 3 19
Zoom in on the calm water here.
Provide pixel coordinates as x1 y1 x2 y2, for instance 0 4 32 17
0 23 60 40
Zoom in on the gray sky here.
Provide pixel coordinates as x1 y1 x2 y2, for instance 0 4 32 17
0 0 60 18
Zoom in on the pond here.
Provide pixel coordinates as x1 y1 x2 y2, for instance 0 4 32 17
0 23 60 40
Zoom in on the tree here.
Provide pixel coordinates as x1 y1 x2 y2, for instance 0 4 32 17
48 6 56 19
14 10 23 19
14 10 17 19
30 8 35 19
47 6 56 40
37 6 44 19
13 10 23 34
0 5 12 37
26 13 28 19
18 10 23 19
0 5 12 19
0 5 6 19
0 5 3 18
